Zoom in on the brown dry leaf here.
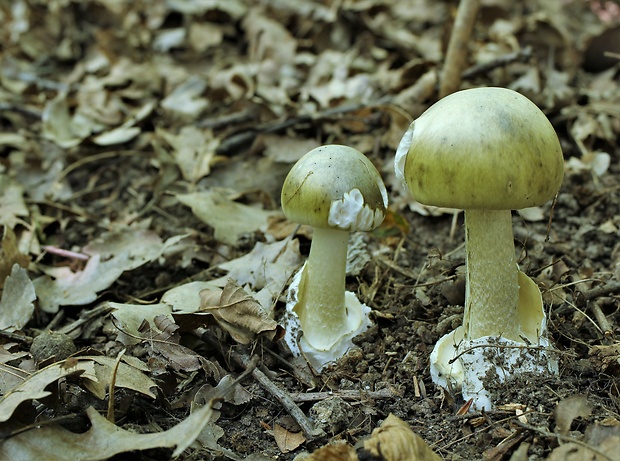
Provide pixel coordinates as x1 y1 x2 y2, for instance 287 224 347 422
274 423 306 454
41 92 95 148
303 414 441 461
157 125 218 182
0 363 30 395
361 414 442 461
303 442 358 461
0 175 29 229
0 360 85 423
589 343 620 375
0 264 36 332
79 356 157 400
0 402 216 460
555 394 593 434
176 189 280 246
194 375 252 408
174 278 284 344
141 315 217 374
259 134 321 164
546 441 619 461
161 76 208 118
34 229 166 313
216 238 303 311
0 227 29 287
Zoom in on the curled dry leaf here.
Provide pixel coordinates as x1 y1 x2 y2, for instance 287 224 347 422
174 278 284 344
274 423 306 454
0 227 30 286
79 356 157 400
34 229 167 313
554 394 593 434
0 356 157 423
0 176 29 229
360 414 442 461
0 263 35 332
216 238 303 311
176 189 280 246
589 343 620 376
302 442 357 461
303 414 441 461
143 315 221 375
0 361 85 423
0 402 216 460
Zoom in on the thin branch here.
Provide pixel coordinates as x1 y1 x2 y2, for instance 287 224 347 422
439 0 481 98
201 331 325 440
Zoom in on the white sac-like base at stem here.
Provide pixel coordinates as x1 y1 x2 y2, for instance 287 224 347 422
430 327 558 411
430 271 558 411
282 266 372 372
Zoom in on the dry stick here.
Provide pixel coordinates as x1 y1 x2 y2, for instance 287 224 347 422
201 331 325 440
439 0 481 98
515 420 615 461
589 300 613 338
579 280 620 303
239 354 326 440
59 303 115 337
578 281 620 338
462 46 533 80
215 96 392 155
289 387 402 403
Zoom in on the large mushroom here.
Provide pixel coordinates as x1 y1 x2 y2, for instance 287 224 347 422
395 87 564 410
281 145 388 371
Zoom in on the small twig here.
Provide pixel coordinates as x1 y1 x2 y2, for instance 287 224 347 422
59 303 115 336
107 349 126 423
515 420 615 461
196 108 256 130
0 329 33 346
578 281 620 303
215 97 392 156
246 357 326 439
462 46 533 80
439 0 481 98
447 340 568 365
589 300 614 339
289 386 401 403
201 331 325 440
41 245 90 261
375 255 419 280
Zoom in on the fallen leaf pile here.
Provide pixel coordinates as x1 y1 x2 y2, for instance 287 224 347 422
0 0 618 459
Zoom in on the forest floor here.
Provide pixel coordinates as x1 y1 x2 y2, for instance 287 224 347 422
0 0 619 460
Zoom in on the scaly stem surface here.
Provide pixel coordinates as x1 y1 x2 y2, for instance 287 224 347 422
295 227 349 350
464 209 520 341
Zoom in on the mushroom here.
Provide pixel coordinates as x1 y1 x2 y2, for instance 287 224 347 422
281 145 388 370
394 87 563 410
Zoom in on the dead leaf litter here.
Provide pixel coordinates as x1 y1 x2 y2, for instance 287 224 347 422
0 0 619 460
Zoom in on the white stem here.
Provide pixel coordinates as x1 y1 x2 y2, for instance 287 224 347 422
463 209 520 341
295 227 349 350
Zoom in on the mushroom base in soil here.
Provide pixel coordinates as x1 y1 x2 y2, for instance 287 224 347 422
393 87 564 410
279 145 388 372
282 261 372 372
430 271 559 411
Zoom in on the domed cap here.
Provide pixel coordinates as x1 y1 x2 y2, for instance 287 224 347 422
395 87 564 210
281 145 388 231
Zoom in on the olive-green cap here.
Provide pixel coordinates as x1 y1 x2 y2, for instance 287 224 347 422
395 87 564 210
281 145 388 231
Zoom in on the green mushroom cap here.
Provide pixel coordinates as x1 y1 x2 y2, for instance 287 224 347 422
395 87 564 210
281 145 388 231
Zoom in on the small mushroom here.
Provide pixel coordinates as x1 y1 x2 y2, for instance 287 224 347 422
281 145 388 370
395 87 563 409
